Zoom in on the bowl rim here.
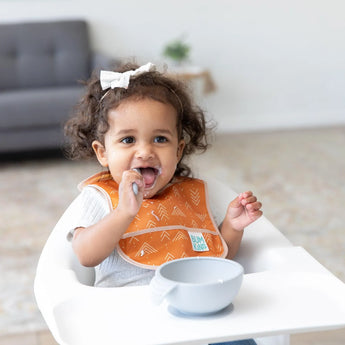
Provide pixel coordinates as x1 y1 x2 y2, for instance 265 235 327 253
156 256 244 287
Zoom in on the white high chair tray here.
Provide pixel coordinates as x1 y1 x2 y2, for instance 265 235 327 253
53 247 345 345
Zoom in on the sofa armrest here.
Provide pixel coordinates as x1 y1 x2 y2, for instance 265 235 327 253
91 52 121 73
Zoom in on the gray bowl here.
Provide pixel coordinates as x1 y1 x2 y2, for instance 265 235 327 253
150 257 243 315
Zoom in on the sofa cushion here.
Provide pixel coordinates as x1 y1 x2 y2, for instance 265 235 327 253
0 86 84 130
0 127 68 152
0 20 91 90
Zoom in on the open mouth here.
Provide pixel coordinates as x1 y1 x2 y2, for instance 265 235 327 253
135 167 160 188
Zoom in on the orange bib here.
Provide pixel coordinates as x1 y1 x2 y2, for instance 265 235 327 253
81 172 227 269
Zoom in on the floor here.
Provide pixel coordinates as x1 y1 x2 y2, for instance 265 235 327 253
0 126 344 344
0 331 57 345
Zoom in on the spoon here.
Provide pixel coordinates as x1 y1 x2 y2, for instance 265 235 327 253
132 168 140 195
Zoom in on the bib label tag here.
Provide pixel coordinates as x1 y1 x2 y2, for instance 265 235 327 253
189 232 209 252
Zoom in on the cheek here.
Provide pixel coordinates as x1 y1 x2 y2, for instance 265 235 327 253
161 151 179 173
106 150 129 173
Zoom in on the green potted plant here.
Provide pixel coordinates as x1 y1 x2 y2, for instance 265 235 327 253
163 38 190 65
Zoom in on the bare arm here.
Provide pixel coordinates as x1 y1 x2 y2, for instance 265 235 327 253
72 209 134 267
220 191 263 259
72 170 144 267
220 224 244 260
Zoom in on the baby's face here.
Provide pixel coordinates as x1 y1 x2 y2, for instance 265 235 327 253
93 98 185 198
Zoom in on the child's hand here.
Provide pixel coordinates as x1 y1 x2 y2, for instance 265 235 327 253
225 191 263 231
117 170 144 217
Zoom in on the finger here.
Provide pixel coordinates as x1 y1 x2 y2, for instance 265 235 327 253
132 168 142 178
249 210 263 220
129 170 144 185
229 196 242 208
246 201 262 212
239 191 253 200
121 171 143 194
241 195 257 206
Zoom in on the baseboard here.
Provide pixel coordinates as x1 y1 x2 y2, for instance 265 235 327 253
215 110 345 133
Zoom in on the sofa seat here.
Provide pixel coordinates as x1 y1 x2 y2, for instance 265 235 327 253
0 86 83 130
0 86 85 151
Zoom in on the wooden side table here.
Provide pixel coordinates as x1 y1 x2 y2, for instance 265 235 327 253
168 66 216 94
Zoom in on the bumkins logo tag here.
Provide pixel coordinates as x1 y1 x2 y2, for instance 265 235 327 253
188 232 209 252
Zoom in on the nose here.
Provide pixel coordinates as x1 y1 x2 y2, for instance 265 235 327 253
135 142 155 160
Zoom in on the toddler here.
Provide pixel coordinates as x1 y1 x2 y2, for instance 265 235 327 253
64 62 261 344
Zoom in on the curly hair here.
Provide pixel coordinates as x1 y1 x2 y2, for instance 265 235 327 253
64 62 213 177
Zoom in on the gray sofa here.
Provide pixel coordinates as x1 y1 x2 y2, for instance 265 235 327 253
0 20 117 153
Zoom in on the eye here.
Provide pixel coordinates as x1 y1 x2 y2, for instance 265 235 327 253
121 136 135 144
154 136 168 143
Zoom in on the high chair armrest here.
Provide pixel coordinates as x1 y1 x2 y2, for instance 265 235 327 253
236 216 293 273
34 195 95 344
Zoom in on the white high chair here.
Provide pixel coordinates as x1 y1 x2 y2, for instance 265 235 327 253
34 178 345 345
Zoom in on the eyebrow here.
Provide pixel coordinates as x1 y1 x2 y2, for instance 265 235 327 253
115 129 174 136
153 129 174 136
115 129 137 136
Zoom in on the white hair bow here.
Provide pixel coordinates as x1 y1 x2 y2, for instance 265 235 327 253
100 62 156 90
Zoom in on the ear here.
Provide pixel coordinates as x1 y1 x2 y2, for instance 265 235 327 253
177 139 186 161
92 140 108 167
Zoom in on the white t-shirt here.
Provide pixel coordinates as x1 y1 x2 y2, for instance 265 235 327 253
68 185 224 287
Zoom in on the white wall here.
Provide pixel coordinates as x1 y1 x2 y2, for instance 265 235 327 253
1 0 345 132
